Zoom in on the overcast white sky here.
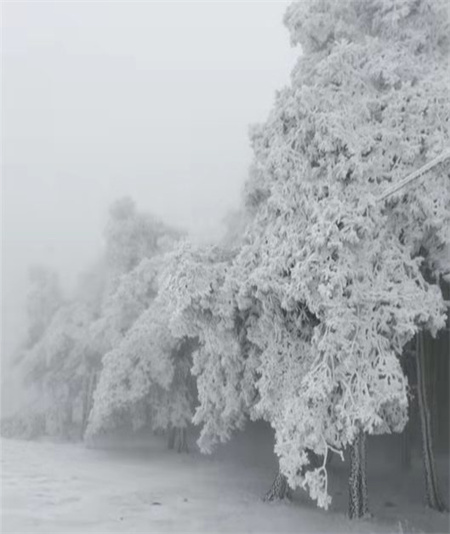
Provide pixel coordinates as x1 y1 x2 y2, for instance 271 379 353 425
2 1 297 365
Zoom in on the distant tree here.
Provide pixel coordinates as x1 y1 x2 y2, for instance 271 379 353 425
23 265 64 351
17 300 95 438
86 243 196 450
90 198 182 357
220 208 250 250
104 196 182 279
4 199 183 442
78 199 183 434
75 259 108 319
8 266 64 422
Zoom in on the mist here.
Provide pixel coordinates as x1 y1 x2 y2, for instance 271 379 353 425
2 2 449 532
2 1 295 366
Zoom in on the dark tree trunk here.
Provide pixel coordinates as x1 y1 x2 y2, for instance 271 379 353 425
168 427 188 453
400 352 414 471
430 347 439 445
348 429 369 519
176 427 189 453
401 422 412 471
416 332 447 512
264 469 292 502
167 427 176 450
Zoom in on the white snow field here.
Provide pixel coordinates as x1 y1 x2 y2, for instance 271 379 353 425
1 423 449 534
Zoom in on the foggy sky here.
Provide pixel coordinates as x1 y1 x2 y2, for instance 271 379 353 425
2 1 296 367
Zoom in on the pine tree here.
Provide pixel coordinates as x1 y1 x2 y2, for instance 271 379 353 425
175 0 449 514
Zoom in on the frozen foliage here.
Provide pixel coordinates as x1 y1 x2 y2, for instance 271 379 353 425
5 1 449 518
82 200 182 371
6 200 184 442
79 202 184 438
86 243 196 439
15 266 64 393
23 266 63 351
170 0 450 509
86 256 164 360
250 0 449 508
162 242 256 451
21 302 95 437
105 197 182 278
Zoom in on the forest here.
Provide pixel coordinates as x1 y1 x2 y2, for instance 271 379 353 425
2 0 450 531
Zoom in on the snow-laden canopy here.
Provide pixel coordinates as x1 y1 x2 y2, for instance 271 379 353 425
167 0 450 508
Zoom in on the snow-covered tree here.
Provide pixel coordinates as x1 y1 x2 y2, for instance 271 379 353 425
87 198 182 362
86 256 164 356
4 266 63 427
166 242 329 501
168 0 449 516
220 208 250 250
18 300 95 438
161 242 253 444
78 200 183 434
104 196 181 279
86 243 197 451
23 265 63 352
5 199 182 442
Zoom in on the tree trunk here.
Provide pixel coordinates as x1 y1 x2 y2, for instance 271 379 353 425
348 429 369 519
264 469 292 501
176 427 189 453
416 332 447 512
63 396 73 439
401 422 412 471
79 375 89 438
167 427 176 450
400 352 414 471
80 371 97 438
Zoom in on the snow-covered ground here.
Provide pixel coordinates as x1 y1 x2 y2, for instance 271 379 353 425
1 423 449 533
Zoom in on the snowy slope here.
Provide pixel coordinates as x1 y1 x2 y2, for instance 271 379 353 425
1 423 448 533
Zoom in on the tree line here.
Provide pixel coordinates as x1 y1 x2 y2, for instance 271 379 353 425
2 0 449 520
